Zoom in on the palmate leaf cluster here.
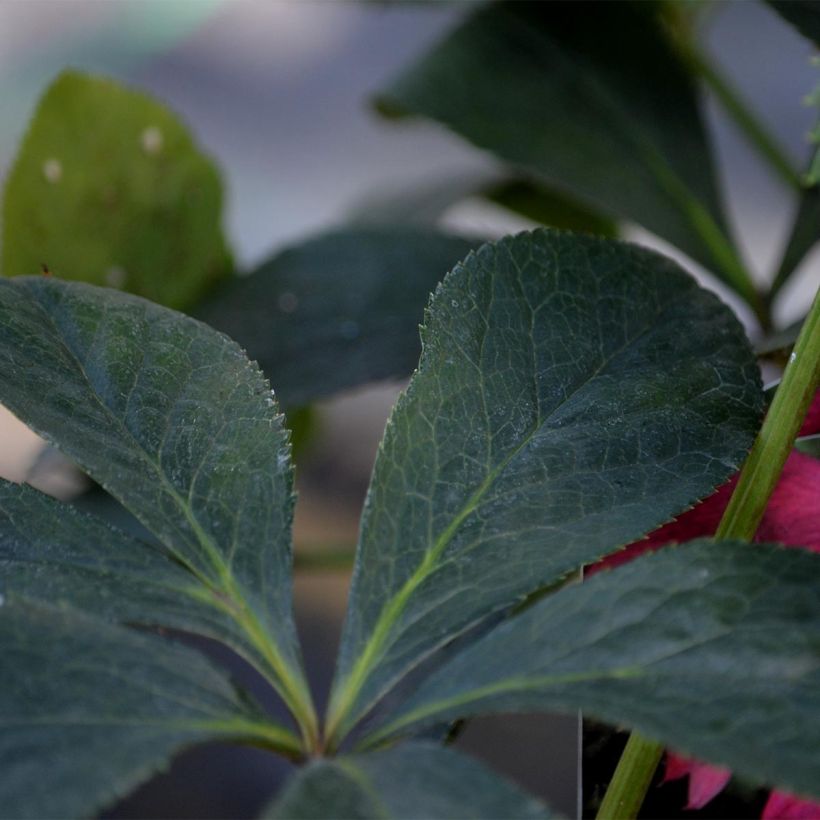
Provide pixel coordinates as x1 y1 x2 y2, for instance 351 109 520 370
4 229 820 818
0 2 819 818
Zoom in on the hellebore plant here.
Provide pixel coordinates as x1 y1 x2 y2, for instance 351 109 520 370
0 229 819 820
1 2 820 817
592 392 820 817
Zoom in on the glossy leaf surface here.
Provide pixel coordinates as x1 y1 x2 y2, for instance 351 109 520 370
328 229 762 741
198 228 477 407
0 277 308 718
2 71 232 309
0 597 297 819
372 540 820 801
377 2 732 278
266 742 550 820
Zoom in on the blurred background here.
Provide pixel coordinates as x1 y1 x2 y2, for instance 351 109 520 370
0 1 818 817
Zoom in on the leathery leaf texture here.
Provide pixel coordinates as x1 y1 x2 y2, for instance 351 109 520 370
0 277 312 728
265 742 550 820
0 596 298 819
327 228 762 743
370 540 820 802
0 480 283 667
1 71 232 309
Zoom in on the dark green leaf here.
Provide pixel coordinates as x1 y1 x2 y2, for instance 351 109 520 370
2 71 232 309
198 228 478 407
768 1 820 47
369 540 820 801
0 277 311 725
376 3 739 287
326 229 762 744
0 596 298 819
0 480 283 664
265 742 550 820
484 179 616 237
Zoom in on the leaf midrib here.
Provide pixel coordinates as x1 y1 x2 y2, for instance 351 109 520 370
0 716 302 755
20 284 309 728
423 6 732 281
364 622 748 747
328 286 680 742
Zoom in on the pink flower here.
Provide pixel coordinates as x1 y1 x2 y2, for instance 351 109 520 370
663 755 731 809
762 792 820 819
592 391 820 816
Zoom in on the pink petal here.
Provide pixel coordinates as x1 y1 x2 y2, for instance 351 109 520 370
763 791 820 819
587 477 733 574
588 396 820 816
663 751 695 782
685 761 732 809
590 448 820 575
662 754 731 809
757 452 820 553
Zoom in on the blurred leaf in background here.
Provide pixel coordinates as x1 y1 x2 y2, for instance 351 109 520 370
2 70 232 309
375 1 754 304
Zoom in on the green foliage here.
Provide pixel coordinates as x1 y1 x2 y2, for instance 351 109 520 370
266 743 550 819
326 229 762 744
367 539 820 801
0 224 797 817
1 1 819 815
0 277 313 733
0 596 298 819
773 187 820 296
1 71 232 309
375 2 744 294
768 1 820 46
198 228 478 407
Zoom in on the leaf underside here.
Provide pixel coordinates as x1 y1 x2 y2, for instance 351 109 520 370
1 70 232 309
265 742 550 820
328 228 762 741
372 540 820 802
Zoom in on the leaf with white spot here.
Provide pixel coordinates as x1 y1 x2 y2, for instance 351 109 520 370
2 71 232 309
